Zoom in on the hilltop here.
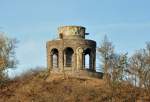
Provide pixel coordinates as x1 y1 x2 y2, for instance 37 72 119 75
0 70 149 102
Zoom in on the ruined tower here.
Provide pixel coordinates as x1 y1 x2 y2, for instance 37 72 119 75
46 26 96 72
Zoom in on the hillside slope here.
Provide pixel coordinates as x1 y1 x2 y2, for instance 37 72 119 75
0 70 149 102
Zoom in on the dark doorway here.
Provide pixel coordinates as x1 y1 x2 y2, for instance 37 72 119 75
64 47 74 67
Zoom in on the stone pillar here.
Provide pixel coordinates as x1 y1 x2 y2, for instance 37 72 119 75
47 47 49 69
57 54 59 68
47 47 52 72
91 52 94 71
47 52 51 71
83 54 85 69
76 52 79 70
73 52 76 71
89 52 92 70
50 54 53 69
90 50 96 71
64 53 66 67
79 51 83 70
93 49 96 71
59 50 64 72
76 48 83 71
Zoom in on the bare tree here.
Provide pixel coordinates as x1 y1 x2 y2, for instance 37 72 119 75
97 35 114 83
0 33 18 84
128 42 150 98
110 53 128 86
143 42 150 95
129 50 144 87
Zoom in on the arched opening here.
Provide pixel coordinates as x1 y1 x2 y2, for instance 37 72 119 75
85 54 90 69
51 48 59 68
83 48 91 69
64 47 74 67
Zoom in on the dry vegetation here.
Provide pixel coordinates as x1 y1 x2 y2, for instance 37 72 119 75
0 33 17 85
0 70 149 102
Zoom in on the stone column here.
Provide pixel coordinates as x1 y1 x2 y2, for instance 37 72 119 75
76 52 79 70
73 52 76 71
91 51 94 71
47 47 52 72
64 53 66 67
47 48 50 69
57 54 59 68
59 50 64 72
82 54 85 69
47 54 51 71
91 53 94 71
89 51 92 70
76 48 83 71
90 50 96 71
93 49 96 71
79 51 83 70
50 54 53 69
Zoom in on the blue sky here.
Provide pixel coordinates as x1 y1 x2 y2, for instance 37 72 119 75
0 0 150 76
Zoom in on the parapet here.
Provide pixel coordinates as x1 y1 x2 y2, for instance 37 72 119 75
58 26 86 39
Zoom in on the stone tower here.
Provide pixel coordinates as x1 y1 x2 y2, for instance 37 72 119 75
46 26 96 72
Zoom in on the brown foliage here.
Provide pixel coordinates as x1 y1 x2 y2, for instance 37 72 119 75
0 33 18 86
0 70 149 102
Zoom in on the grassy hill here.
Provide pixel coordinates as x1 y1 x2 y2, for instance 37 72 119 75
0 70 149 102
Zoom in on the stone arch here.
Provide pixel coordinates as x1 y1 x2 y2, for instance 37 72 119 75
83 48 92 69
51 48 59 68
64 47 74 67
